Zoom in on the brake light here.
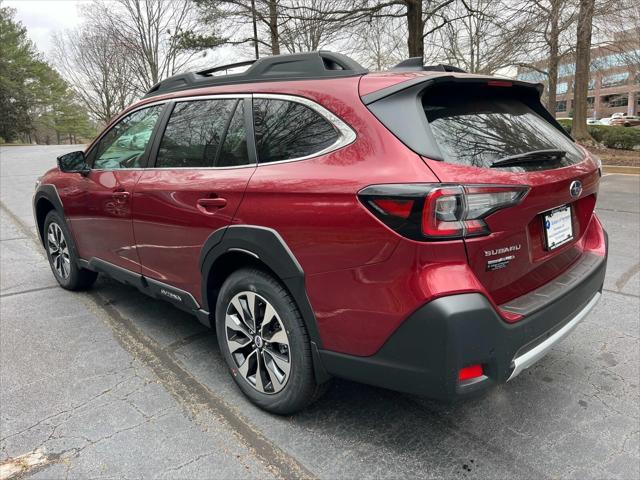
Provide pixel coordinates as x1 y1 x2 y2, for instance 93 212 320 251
487 80 512 87
458 364 484 381
359 183 528 241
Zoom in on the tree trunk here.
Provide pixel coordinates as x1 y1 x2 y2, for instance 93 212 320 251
251 0 259 58
269 0 280 55
406 0 424 59
546 0 561 114
573 0 595 141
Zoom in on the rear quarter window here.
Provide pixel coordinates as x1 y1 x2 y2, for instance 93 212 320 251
253 98 338 163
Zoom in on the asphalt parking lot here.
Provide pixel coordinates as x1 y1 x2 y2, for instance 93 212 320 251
1 145 639 479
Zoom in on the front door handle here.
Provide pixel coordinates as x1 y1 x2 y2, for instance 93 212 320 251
113 190 130 203
197 197 227 213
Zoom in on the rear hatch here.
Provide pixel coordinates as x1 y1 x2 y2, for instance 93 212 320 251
363 76 601 306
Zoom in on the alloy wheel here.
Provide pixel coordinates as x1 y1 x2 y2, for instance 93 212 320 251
47 222 71 279
225 291 291 394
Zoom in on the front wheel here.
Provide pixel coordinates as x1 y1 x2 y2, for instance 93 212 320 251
215 268 327 414
44 210 97 290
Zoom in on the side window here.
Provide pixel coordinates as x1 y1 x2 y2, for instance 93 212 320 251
253 99 338 163
90 105 163 170
217 101 250 167
156 99 248 168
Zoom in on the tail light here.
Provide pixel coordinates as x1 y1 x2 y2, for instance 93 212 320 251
359 183 529 240
458 364 484 381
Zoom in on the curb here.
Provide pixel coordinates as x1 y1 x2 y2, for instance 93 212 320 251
602 165 640 175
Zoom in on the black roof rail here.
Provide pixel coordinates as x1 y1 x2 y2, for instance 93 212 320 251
144 50 369 98
391 57 467 73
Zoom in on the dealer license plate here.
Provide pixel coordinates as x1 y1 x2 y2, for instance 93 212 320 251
543 205 573 250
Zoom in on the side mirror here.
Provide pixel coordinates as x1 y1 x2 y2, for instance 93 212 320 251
57 151 90 175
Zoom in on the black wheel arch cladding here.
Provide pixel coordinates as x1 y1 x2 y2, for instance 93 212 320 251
34 184 65 245
199 225 323 349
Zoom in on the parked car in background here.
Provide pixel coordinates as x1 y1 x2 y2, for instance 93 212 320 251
33 51 607 414
610 115 640 127
587 118 603 125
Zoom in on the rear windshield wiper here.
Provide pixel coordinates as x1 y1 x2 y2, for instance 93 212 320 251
490 149 567 168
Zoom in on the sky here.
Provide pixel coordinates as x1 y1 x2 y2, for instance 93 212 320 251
6 0 88 57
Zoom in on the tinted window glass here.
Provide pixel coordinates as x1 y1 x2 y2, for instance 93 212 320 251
253 99 338 163
422 87 583 171
217 101 250 167
157 99 245 168
91 105 163 170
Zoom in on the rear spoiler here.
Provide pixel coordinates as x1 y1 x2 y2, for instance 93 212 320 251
362 76 571 161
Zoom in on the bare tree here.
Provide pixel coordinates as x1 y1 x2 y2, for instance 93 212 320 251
285 0 477 60
185 0 282 56
84 0 200 91
594 0 640 66
279 0 346 53
511 0 579 113
573 0 595 141
425 0 532 73
348 16 408 70
52 26 137 124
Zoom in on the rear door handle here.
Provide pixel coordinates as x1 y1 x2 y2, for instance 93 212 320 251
197 197 227 213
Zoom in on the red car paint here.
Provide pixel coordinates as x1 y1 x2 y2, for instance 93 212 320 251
37 71 607 360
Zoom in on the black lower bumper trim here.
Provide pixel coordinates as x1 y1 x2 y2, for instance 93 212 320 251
319 251 607 401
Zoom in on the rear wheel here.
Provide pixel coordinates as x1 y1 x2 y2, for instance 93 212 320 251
216 268 327 414
44 210 97 290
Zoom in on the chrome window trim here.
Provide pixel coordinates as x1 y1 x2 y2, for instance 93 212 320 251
87 92 356 172
252 93 357 166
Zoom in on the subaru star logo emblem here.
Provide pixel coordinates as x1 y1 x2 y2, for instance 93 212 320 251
569 180 582 198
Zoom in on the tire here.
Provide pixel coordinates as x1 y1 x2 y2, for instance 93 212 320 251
215 268 328 414
43 210 98 291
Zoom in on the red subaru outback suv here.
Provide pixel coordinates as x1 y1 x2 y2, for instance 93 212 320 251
34 51 607 414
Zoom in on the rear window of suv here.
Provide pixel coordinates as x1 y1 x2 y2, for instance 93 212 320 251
422 86 583 170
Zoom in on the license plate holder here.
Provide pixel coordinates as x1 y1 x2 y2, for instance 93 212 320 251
543 205 573 250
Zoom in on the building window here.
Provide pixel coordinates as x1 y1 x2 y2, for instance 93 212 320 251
601 72 629 88
602 94 629 108
587 97 595 108
557 100 567 112
557 82 568 94
588 78 596 90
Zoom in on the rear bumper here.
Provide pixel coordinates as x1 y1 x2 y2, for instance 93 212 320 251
319 235 607 400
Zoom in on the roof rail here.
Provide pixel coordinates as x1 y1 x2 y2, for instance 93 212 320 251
144 50 369 98
391 57 467 73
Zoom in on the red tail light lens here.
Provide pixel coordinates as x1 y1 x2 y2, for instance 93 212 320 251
458 364 484 381
370 198 414 219
359 183 528 241
422 186 465 237
422 185 529 239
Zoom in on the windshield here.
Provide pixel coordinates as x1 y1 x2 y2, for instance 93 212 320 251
422 87 584 171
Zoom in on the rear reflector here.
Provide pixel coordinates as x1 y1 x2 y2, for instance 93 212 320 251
371 198 414 219
458 364 484 381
